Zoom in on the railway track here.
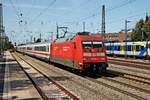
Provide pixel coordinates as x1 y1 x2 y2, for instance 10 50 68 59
12 53 79 100
14 53 112 100
85 69 150 100
103 72 150 92
108 58 150 70
14 52 150 100
86 77 148 100
107 70 150 85
86 72 150 100
108 57 150 65
102 77 150 94
110 65 150 75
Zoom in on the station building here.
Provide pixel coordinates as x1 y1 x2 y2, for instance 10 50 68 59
99 32 132 42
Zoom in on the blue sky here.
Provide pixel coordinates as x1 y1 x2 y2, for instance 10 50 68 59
2 0 150 44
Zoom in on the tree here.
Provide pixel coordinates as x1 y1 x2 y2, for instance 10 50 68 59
144 16 150 40
131 19 144 41
145 13 149 23
131 14 150 41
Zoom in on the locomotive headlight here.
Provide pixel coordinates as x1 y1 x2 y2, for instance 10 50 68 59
79 62 83 65
101 53 105 56
97 53 105 56
83 53 91 56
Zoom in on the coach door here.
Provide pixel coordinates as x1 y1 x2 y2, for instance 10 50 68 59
131 44 136 56
120 43 125 55
72 42 77 68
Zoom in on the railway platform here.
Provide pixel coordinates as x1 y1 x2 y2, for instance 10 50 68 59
0 51 42 100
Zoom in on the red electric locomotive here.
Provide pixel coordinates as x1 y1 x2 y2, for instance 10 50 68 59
50 32 108 73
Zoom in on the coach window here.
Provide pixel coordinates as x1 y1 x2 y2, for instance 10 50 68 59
93 42 102 48
39 46 42 51
41 46 43 51
120 46 122 51
117 46 120 51
114 46 116 50
44 46 46 51
23 47 25 50
117 46 119 51
40 46 46 51
125 45 128 51
111 45 115 50
109 46 111 50
106 46 109 50
38 47 40 51
34 47 36 51
40 46 42 51
114 46 117 50
27 47 32 50
112 46 115 50
47 46 49 52
136 45 140 51
35 46 39 51
115 45 118 51
106 46 110 50
82 42 92 49
118 46 120 51
128 45 131 51
113 46 116 50
141 46 144 50
123 46 125 51
39 47 41 51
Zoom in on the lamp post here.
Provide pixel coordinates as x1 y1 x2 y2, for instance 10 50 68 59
125 20 131 59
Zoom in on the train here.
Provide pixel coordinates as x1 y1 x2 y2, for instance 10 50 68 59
105 41 150 58
16 32 108 73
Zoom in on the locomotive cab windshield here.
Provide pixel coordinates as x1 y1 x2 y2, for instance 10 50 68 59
82 41 105 57
82 41 103 49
